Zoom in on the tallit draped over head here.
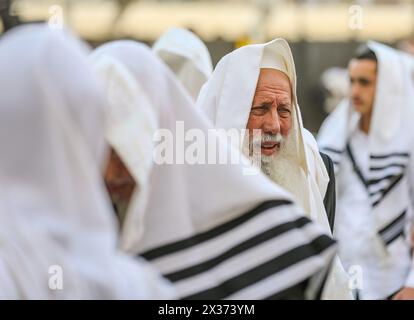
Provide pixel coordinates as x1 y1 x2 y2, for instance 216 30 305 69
318 42 414 296
319 41 414 158
91 40 337 300
153 27 213 101
197 39 331 232
0 24 175 299
318 42 414 234
196 38 352 299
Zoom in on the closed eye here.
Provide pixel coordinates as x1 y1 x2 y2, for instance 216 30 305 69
278 105 291 118
250 103 271 116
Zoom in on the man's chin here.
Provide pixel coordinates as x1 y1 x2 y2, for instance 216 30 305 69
353 103 367 114
261 146 280 156
260 153 275 166
261 150 275 157
261 145 281 157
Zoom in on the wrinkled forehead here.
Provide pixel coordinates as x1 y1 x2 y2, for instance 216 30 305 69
255 68 293 105
258 68 292 89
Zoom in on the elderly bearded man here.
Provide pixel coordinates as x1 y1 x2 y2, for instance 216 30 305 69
197 38 352 300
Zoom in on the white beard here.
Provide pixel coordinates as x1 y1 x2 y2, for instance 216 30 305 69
243 128 309 212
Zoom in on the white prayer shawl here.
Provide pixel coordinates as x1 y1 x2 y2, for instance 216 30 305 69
91 40 337 300
318 42 414 296
196 38 352 299
399 49 414 86
0 25 175 299
153 27 213 101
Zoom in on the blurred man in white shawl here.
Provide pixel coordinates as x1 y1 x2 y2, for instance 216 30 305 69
153 27 213 101
318 43 414 300
91 40 338 299
0 24 175 299
320 67 350 114
196 39 352 299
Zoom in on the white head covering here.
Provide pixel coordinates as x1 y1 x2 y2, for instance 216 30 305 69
197 39 330 228
318 42 414 253
318 41 414 179
317 42 414 299
91 40 337 299
196 38 352 299
153 27 213 101
318 43 414 242
0 24 175 299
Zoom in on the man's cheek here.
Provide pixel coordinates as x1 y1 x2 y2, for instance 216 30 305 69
246 116 262 131
281 120 292 136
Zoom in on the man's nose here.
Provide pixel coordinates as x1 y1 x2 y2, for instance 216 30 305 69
351 83 360 98
263 108 281 135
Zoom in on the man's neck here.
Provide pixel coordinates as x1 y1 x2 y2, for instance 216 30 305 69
359 111 372 134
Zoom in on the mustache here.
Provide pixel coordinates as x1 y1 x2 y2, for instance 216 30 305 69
260 133 283 143
250 133 284 146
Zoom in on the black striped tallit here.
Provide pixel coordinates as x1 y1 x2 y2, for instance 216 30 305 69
346 144 408 208
378 209 407 246
322 142 410 247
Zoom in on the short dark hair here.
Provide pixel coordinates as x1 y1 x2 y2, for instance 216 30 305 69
353 44 377 62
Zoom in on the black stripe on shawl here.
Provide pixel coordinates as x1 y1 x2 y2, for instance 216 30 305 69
140 200 293 261
181 235 335 300
378 209 406 245
370 152 409 160
165 217 311 282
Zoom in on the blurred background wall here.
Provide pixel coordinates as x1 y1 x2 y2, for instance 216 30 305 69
1 0 413 133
